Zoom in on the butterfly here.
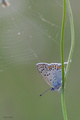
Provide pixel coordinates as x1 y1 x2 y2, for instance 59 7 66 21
36 62 68 93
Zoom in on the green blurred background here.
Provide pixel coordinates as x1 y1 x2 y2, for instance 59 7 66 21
0 0 80 120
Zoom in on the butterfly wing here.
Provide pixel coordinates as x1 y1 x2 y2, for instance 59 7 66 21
36 63 53 87
36 63 62 91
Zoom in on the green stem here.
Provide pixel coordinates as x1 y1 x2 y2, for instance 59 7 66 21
61 0 75 119
61 0 66 89
61 0 68 120
61 88 67 120
65 0 75 77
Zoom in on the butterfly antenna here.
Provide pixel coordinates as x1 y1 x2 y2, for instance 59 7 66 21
40 88 51 96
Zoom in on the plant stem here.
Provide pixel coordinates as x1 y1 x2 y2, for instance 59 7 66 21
61 0 68 120
65 0 75 77
61 88 67 120
61 0 75 119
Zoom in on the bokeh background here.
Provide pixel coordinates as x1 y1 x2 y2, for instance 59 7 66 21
0 0 80 120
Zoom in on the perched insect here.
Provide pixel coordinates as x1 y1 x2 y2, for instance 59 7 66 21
0 0 10 7
36 62 68 95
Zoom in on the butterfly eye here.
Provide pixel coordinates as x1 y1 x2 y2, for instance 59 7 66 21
51 88 55 91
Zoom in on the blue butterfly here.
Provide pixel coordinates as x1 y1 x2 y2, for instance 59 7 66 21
36 62 67 95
